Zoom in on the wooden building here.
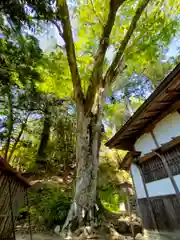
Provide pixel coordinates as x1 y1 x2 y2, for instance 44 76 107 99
0 158 30 239
106 63 180 233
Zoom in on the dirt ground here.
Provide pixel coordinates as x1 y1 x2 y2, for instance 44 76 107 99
15 232 135 240
15 231 180 240
16 233 63 240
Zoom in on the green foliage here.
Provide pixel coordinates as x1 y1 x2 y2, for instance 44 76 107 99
12 142 37 171
28 186 71 229
98 144 130 212
69 0 180 88
36 51 72 98
49 115 76 169
100 185 122 212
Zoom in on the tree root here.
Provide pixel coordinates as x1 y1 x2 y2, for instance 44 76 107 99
60 201 102 238
56 199 142 239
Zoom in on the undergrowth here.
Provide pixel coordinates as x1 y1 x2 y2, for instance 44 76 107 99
27 186 71 229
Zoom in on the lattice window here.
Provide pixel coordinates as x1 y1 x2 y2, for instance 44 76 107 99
140 145 180 183
164 146 180 176
141 156 167 183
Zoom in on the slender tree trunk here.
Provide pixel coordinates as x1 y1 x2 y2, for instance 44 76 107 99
8 112 30 162
37 106 51 162
4 86 13 161
63 108 102 230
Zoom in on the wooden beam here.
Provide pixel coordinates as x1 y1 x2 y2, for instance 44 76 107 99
131 121 146 127
114 140 134 150
166 89 180 95
133 117 153 124
147 98 180 114
139 151 155 162
147 109 163 113
157 101 171 105
140 116 153 120
130 117 154 129
123 130 138 137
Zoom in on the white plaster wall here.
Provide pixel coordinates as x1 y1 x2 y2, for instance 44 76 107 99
130 164 146 199
174 175 180 191
131 167 180 198
142 174 180 197
146 177 175 197
134 133 156 156
153 111 180 145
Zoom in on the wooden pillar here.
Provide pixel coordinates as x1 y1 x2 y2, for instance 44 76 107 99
130 168 142 220
150 131 180 196
125 185 135 239
137 164 158 231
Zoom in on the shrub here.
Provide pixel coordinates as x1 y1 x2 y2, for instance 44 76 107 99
28 186 71 229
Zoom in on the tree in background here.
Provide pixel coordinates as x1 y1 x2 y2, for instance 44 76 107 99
0 12 73 169
0 14 42 161
104 55 178 134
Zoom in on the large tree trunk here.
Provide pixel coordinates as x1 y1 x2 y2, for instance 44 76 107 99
63 109 102 231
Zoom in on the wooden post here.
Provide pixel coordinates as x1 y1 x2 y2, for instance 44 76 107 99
130 168 144 231
125 185 135 239
137 164 158 231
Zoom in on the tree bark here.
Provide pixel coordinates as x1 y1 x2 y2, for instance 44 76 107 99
63 108 102 230
8 112 30 162
4 85 13 162
37 106 51 163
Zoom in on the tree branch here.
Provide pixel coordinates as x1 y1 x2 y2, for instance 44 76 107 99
51 20 64 39
57 0 84 107
85 0 126 114
104 0 150 85
89 0 104 27
8 112 30 162
106 56 127 85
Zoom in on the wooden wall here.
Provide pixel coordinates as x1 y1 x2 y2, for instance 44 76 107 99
0 169 26 239
139 194 180 231
136 144 180 231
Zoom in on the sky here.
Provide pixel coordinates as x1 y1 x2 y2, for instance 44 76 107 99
166 37 180 58
38 23 180 59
